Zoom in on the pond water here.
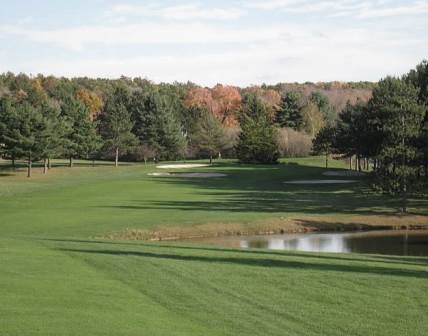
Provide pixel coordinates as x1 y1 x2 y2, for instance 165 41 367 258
191 230 428 256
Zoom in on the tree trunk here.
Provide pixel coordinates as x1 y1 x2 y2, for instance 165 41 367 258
354 155 358 171
69 157 73 168
209 155 213 165
115 147 119 167
325 153 328 169
12 156 16 171
349 156 352 170
48 158 51 170
144 158 147 165
43 158 48 174
27 153 32 178
401 184 407 213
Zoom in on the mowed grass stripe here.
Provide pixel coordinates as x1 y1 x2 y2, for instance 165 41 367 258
0 157 427 335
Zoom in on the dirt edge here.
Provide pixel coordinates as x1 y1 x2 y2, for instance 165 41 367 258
101 215 428 241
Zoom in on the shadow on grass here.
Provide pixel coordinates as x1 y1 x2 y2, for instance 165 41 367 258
44 237 428 267
95 162 427 215
60 247 428 279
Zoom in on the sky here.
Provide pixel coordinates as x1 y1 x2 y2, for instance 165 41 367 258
0 0 427 86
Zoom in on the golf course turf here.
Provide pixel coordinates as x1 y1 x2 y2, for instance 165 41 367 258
1 157 427 335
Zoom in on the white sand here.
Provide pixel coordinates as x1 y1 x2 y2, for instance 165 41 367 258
148 172 171 176
148 172 227 178
323 170 365 177
284 179 358 184
156 164 210 169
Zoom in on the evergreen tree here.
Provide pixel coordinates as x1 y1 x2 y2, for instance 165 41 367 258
405 60 428 177
368 77 426 212
100 88 137 167
276 91 303 129
236 94 279 164
39 103 69 173
0 96 20 168
335 101 371 170
312 125 336 168
131 91 186 160
190 109 226 164
61 97 101 167
0 97 50 177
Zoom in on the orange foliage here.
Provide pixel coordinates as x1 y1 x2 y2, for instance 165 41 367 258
184 87 215 112
185 85 242 127
211 85 241 127
244 87 281 120
76 88 103 120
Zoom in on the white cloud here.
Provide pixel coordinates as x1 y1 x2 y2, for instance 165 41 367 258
0 1 426 85
2 20 425 86
245 0 428 19
358 1 428 18
0 22 286 50
107 3 245 21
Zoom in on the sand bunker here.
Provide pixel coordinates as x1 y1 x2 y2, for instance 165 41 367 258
323 170 365 177
284 179 358 184
156 164 210 169
148 172 227 178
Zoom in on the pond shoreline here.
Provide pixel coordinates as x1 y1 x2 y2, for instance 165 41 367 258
103 215 428 242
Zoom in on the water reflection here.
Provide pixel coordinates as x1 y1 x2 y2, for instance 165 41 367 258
193 230 428 256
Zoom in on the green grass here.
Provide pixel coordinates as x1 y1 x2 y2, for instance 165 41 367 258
1 157 427 335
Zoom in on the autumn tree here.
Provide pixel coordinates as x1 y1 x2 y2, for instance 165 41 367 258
245 87 281 121
76 88 103 121
310 91 335 125
301 102 325 137
211 85 242 127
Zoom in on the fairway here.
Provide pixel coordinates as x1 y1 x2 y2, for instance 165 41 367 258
1 157 428 336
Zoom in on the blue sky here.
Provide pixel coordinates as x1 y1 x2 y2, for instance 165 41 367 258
0 0 427 86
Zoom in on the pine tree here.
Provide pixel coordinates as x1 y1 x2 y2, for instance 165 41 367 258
131 91 186 160
0 97 50 177
368 77 426 212
61 97 101 167
191 109 226 164
312 125 336 168
276 91 303 129
236 94 279 164
100 88 137 167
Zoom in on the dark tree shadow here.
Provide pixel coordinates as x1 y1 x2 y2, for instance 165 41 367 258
60 247 428 279
94 162 427 215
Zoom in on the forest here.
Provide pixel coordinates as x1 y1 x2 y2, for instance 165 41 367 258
0 61 426 210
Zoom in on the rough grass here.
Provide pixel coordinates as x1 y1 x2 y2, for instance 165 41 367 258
1 157 427 335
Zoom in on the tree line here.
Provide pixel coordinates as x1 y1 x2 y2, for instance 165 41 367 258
0 71 367 175
313 61 428 212
0 60 426 212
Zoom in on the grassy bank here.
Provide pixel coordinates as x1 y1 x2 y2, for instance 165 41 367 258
1 157 427 335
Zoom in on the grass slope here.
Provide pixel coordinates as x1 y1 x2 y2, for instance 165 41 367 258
0 157 427 335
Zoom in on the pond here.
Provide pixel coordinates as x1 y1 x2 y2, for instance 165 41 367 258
190 230 428 256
